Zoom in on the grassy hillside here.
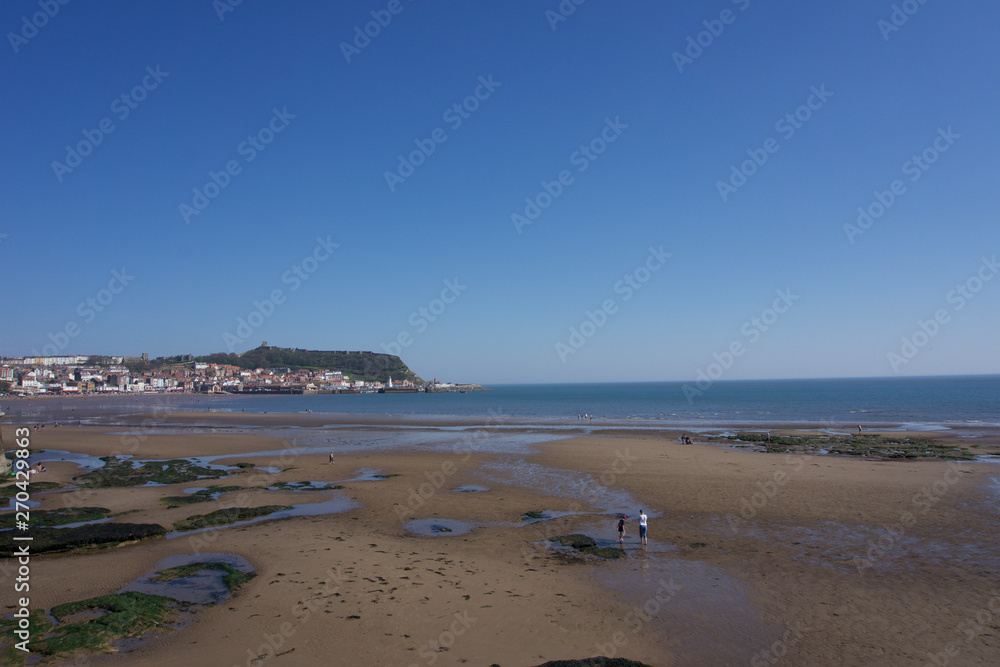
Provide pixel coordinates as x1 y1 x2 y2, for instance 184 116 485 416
194 347 423 384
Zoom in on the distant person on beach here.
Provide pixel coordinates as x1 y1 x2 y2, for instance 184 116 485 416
638 510 648 545
618 515 627 546
329 452 335 464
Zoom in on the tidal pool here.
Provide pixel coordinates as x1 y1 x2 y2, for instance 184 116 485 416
120 552 255 605
404 518 477 536
166 495 359 538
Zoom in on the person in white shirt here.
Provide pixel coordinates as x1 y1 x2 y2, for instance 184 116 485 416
638 510 648 545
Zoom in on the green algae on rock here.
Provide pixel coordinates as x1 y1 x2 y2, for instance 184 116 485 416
172 505 293 531
549 534 625 559
0 592 181 665
159 485 246 508
0 523 166 557
76 457 227 488
150 561 256 592
0 507 110 529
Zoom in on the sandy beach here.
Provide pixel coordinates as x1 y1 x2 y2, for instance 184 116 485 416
3 406 1000 666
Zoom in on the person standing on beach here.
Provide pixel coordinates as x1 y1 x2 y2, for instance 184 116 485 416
328 452 334 464
638 510 648 546
617 514 627 547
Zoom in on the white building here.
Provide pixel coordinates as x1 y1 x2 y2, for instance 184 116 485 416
18 355 89 366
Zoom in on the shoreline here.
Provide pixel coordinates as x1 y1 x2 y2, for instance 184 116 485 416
5 392 1000 435
7 399 1000 469
6 385 1000 431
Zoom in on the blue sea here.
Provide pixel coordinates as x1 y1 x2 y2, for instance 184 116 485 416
180 375 999 429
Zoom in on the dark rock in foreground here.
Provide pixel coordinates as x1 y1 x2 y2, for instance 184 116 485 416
0 522 166 557
551 534 597 549
533 658 654 667
549 534 625 559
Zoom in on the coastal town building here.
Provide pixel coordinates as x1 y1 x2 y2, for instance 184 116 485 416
0 355 415 396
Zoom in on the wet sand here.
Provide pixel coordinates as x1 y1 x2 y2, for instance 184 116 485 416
5 410 1000 666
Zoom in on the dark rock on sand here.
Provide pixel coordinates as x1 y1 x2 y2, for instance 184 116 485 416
533 658 654 667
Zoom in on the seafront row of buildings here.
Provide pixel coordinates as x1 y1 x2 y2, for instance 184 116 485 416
0 355 417 396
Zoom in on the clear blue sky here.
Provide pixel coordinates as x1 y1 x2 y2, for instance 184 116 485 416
3 1 998 384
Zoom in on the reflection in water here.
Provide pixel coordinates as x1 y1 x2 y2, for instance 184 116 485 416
120 552 254 605
166 495 358 538
477 457 656 518
583 537 783 666
404 518 477 536
341 468 390 482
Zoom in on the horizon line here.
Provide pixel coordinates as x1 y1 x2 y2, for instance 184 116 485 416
479 373 1000 386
